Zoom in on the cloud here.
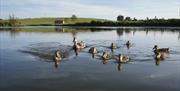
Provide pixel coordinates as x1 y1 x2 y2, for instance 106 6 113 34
0 0 179 19
1 0 126 20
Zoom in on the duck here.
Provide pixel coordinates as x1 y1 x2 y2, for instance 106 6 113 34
89 47 97 54
54 50 62 62
153 45 169 54
110 43 117 49
102 51 111 60
118 54 129 63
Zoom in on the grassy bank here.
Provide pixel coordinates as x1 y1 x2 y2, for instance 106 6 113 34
1 17 180 27
0 17 109 26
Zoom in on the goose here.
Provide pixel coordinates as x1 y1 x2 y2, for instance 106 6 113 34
118 54 129 63
102 51 111 60
126 40 132 48
54 50 62 61
73 37 86 49
153 45 169 54
89 47 97 54
73 41 86 49
110 43 117 49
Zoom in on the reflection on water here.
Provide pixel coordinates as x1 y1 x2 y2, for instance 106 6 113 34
74 48 81 56
1 26 179 67
0 26 180 91
1 27 180 40
54 60 60 68
117 63 123 71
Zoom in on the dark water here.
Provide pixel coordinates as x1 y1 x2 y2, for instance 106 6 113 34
0 26 180 91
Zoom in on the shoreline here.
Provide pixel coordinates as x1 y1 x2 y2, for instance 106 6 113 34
1 25 180 29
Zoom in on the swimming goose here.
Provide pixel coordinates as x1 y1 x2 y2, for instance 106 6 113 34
73 37 86 49
153 45 169 54
102 51 111 60
89 47 97 54
54 50 62 61
73 41 86 49
111 43 117 49
126 40 132 48
118 54 129 63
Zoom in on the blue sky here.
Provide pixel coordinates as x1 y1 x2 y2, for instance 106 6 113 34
0 0 179 20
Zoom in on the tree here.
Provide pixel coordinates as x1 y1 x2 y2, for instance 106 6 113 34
71 14 77 21
117 15 124 21
153 16 158 20
125 16 131 21
9 14 20 26
146 17 149 21
133 17 137 21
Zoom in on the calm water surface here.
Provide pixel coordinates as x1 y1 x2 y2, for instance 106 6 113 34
0 27 180 91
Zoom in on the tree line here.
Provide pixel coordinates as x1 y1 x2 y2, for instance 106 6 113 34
65 15 180 27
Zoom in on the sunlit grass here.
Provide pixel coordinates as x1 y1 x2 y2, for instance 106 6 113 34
0 17 109 26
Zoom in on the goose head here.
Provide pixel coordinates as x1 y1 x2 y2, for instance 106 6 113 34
153 45 158 50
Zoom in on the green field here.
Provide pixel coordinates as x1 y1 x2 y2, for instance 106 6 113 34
0 17 109 26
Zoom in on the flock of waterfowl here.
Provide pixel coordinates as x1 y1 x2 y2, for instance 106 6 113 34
53 37 170 65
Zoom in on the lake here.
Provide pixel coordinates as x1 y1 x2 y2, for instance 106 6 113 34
0 26 180 91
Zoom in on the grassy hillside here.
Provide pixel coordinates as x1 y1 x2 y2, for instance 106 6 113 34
0 17 110 26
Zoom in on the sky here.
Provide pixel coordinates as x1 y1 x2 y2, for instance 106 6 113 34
0 0 180 20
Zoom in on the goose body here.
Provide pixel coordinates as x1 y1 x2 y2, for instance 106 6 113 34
54 50 62 61
74 41 86 49
118 54 129 63
111 43 117 49
126 41 131 46
155 52 167 60
102 52 111 60
153 45 169 54
126 41 132 48
73 37 86 49
89 47 97 54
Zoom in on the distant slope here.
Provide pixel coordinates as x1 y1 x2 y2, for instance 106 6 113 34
14 17 110 26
